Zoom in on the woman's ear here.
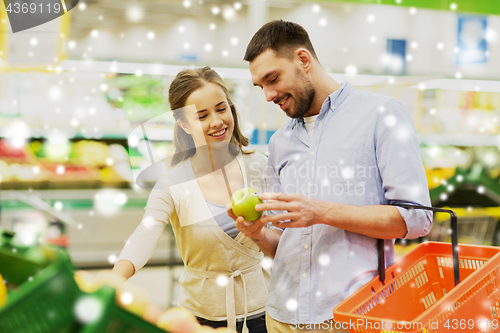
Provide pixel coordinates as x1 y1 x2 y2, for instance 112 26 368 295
177 120 191 135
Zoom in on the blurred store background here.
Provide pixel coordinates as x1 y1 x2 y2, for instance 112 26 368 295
1 0 500 310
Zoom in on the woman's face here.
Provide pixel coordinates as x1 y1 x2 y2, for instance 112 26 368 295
179 83 235 148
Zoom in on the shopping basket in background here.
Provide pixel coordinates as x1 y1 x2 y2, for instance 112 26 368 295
0 228 167 333
0 228 81 333
78 285 167 333
333 204 500 333
0 255 82 333
429 206 500 246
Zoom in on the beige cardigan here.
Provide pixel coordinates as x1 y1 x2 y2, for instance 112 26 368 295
117 152 270 332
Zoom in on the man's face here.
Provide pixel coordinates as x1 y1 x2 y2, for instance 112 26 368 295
249 48 315 118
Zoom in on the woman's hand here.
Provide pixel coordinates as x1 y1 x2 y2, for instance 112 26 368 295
226 204 267 241
226 204 282 258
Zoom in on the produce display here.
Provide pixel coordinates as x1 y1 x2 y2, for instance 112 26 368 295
0 228 235 333
419 90 500 135
105 74 168 124
424 166 457 190
0 138 133 189
421 145 500 195
72 269 233 332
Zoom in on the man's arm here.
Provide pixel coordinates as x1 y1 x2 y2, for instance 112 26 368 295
227 205 282 258
373 99 432 239
255 193 407 239
323 202 407 238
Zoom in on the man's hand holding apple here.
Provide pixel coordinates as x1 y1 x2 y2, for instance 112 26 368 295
255 192 408 240
255 192 328 229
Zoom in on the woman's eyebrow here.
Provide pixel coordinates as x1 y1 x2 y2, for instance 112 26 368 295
196 101 226 113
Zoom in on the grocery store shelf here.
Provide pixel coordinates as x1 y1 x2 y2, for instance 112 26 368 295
411 78 500 92
9 191 79 228
430 165 500 206
0 188 150 211
0 123 174 142
0 127 128 141
0 198 180 269
330 74 442 87
139 127 174 141
418 133 500 146
328 0 500 16
60 60 254 80
60 60 440 87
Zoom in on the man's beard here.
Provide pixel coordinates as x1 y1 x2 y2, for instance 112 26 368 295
285 70 316 119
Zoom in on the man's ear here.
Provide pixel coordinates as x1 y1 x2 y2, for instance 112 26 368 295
295 48 312 73
178 120 191 135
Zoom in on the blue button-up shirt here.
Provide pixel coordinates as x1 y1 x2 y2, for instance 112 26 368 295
265 81 432 324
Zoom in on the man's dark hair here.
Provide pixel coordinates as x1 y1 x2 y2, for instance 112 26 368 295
244 20 318 62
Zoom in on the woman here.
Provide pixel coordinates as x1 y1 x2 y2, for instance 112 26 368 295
113 67 270 333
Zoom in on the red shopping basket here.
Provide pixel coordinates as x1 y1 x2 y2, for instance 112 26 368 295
333 204 500 333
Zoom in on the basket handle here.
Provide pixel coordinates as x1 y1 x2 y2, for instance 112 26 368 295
377 203 459 286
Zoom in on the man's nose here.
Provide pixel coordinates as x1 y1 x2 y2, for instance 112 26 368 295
264 88 278 103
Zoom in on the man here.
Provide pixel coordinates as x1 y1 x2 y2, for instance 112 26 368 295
227 20 432 332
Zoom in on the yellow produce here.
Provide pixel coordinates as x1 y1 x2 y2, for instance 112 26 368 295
74 270 100 293
116 283 150 317
0 273 7 308
157 307 201 333
403 243 419 254
143 302 163 324
75 270 158 320
425 167 456 190
394 244 404 260
73 140 110 166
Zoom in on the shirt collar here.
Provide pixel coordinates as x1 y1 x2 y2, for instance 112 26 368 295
292 80 353 129
327 80 353 111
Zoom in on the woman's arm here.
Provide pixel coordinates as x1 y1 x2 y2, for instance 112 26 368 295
248 227 282 258
113 177 173 278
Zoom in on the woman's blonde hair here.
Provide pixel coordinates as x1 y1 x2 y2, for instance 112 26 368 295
168 66 253 167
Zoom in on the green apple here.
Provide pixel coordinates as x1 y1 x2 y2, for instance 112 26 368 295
231 187 263 221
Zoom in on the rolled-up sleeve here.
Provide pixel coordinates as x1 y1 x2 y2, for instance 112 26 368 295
395 206 433 239
375 99 433 239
